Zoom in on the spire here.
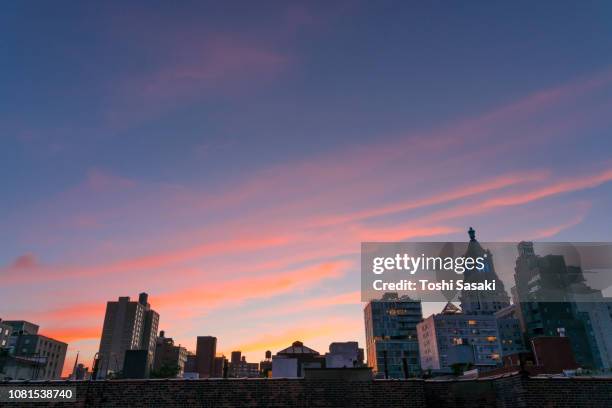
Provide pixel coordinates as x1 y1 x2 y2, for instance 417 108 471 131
468 227 476 241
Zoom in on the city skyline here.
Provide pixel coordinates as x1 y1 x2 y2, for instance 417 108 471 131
2 233 611 379
2 1 612 377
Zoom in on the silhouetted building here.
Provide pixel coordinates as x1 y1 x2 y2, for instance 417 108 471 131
153 331 188 377
213 355 226 378
228 351 259 377
123 349 149 379
231 355 259 377
183 352 198 378
230 351 241 366
325 342 364 368
195 336 216 378
71 363 90 380
260 350 272 377
0 320 67 380
417 302 502 374
272 341 325 377
514 242 596 368
364 292 422 378
97 292 159 378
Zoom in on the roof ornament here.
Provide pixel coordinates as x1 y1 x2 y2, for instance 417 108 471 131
468 227 476 242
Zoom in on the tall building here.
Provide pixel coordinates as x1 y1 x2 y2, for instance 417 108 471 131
0 320 67 380
417 303 502 374
364 292 422 378
229 350 241 376
97 292 159 378
571 296 612 370
153 331 188 377
494 305 526 357
459 228 510 315
195 336 216 378
513 242 596 368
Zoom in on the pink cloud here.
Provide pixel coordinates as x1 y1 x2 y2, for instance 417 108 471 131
11 253 39 269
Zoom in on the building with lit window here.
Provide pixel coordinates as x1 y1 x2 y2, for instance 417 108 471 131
417 302 502 374
513 241 612 369
494 304 526 357
364 292 422 378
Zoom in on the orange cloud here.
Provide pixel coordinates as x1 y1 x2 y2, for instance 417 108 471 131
243 291 362 320
154 260 350 311
35 303 107 322
42 327 101 344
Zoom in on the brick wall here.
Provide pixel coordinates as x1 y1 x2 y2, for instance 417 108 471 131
1 374 610 407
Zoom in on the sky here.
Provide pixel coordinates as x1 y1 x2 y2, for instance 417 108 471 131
1 1 612 377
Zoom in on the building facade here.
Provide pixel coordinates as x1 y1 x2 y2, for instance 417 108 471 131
513 242 598 368
417 303 502 373
271 341 324 378
183 353 198 378
195 336 216 378
97 292 159 378
459 228 510 316
0 320 67 380
213 355 227 378
494 305 526 357
153 331 188 377
364 292 422 378
325 342 364 368
0 320 11 349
